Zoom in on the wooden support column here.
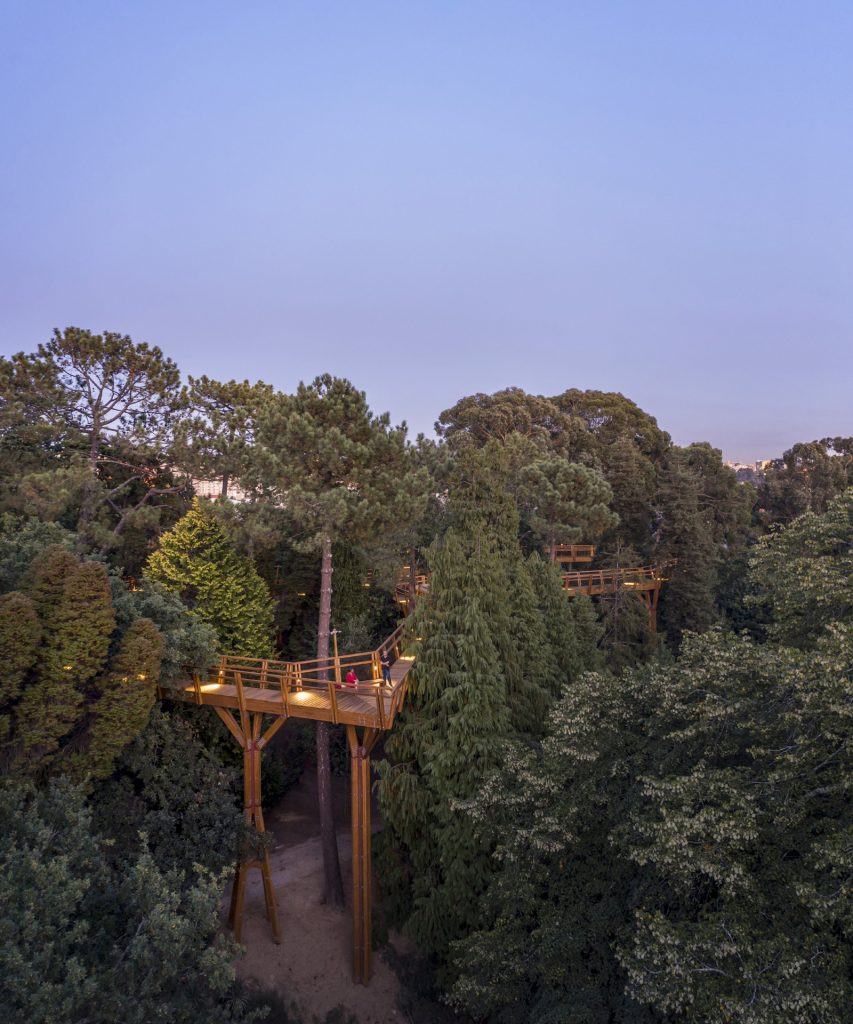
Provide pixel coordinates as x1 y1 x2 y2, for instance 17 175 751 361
217 707 283 946
648 583 661 633
347 725 380 984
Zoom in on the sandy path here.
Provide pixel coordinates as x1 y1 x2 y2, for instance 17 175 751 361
229 772 407 1024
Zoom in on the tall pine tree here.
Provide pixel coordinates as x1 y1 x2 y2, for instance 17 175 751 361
252 375 429 905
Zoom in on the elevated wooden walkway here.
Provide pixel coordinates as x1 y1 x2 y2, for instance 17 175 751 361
560 563 673 629
157 619 416 985
161 621 414 732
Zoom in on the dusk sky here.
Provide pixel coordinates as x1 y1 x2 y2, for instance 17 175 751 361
1 2 851 462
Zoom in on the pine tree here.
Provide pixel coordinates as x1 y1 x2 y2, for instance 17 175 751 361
145 498 273 657
253 375 429 905
518 456 617 560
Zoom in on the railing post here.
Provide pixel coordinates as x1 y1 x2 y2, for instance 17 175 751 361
332 630 342 689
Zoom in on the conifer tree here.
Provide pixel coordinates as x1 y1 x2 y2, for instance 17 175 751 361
526 553 602 692
518 456 617 559
0 591 40 742
253 375 429 905
657 453 717 644
145 498 273 657
502 555 553 734
69 617 164 780
1 547 169 778
377 527 510 960
13 548 115 767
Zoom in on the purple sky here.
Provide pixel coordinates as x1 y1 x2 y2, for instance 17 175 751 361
1 2 851 462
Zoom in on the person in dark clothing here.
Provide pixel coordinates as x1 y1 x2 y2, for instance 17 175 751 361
379 649 392 686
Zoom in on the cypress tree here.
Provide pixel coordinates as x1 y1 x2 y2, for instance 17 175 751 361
14 549 115 767
657 453 717 644
0 591 40 743
145 498 273 657
447 443 548 733
69 617 164 780
378 528 510 961
526 553 602 693
503 554 553 734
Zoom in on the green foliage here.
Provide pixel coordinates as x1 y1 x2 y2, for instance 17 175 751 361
758 437 852 526
526 554 602 687
452 577 852 1024
379 445 610 963
657 450 717 644
110 576 218 683
0 777 254 1024
377 528 510 960
748 487 852 649
0 591 40 707
12 548 116 768
145 497 274 656
69 618 164 780
177 375 273 494
254 374 430 555
617 628 851 1024
94 707 243 876
450 669 655 1024
0 513 76 592
1 328 191 555
1 546 164 780
518 456 617 555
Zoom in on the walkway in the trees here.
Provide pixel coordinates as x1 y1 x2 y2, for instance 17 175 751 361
558 562 672 630
157 618 416 986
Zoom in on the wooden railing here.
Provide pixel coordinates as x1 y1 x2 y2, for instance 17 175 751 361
550 543 596 563
394 574 430 605
561 563 672 594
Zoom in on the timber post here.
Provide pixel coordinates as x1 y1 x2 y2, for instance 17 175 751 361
347 725 380 984
217 707 284 946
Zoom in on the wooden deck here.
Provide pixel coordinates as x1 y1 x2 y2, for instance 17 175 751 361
162 652 414 730
560 564 670 596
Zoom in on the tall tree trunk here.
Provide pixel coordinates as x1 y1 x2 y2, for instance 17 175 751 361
409 545 417 605
316 534 345 907
220 473 230 499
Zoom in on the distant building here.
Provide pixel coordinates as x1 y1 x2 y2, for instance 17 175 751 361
191 478 250 503
724 460 770 485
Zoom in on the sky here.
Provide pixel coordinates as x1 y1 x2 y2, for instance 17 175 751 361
1 2 851 462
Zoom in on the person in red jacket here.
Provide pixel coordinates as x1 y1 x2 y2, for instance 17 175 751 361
345 668 358 688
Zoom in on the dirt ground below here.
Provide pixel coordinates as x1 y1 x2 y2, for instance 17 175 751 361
229 770 410 1024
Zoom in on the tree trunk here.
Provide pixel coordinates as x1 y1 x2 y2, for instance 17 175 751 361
409 546 417 604
316 534 345 907
220 473 230 499
80 433 101 528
